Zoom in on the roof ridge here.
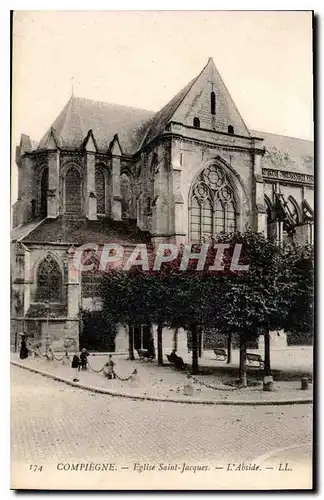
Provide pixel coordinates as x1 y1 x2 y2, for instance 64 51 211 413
139 60 210 149
251 129 314 143
163 59 209 119
209 57 250 136
71 95 155 114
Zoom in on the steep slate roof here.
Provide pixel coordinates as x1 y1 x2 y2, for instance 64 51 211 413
251 130 314 174
35 59 313 176
38 97 155 155
140 75 199 147
17 216 151 245
11 218 45 242
141 57 251 147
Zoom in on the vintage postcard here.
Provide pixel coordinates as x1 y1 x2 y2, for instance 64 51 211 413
10 10 314 490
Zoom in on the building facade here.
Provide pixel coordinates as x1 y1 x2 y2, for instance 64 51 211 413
11 58 314 352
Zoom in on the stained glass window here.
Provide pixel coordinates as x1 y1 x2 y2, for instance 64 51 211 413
65 167 81 214
189 164 237 242
81 252 101 298
36 255 62 302
40 168 48 218
121 173 131 219
95 166 105 214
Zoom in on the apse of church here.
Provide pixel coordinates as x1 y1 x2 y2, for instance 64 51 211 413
11 57 314 351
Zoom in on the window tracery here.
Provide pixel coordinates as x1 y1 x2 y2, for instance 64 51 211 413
35 255 62 302
189 164 236 242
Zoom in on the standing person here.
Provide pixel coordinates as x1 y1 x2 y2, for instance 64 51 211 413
146 338 155 359
71 354 80 370
71 353 80 381
19 334 29 360
104 355 116 379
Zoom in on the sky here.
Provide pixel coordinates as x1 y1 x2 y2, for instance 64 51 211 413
12 10 313 200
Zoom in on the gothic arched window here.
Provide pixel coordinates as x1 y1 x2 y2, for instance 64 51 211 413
35 255 62 303
150 153 158 173
265 195 276 240
95 166 105 214
193 117 200 128
40 168 48 218
81 251 101 298
65 167 82 214
121 173 131 219
189 164 237 242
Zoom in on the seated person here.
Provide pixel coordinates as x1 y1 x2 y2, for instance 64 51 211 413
103 355 116 379
168 349 177 363
79 348 89 370
174 356 185 370
168 350 185 369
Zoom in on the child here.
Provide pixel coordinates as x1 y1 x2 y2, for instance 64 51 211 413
104 355 116 379
79 348 89 370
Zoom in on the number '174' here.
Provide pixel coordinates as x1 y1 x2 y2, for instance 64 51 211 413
29 465 43 472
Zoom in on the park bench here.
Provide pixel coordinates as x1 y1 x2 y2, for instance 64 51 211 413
166 353 185 370
213 348 227 361
137 349 155 362
246 352 264 368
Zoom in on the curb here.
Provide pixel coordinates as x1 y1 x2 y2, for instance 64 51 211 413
253 443 312 464
11 361 313 406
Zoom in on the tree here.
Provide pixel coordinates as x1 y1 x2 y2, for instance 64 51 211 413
100 246 219 373
281 243 314 343
99 231 310 383
204 231 293 386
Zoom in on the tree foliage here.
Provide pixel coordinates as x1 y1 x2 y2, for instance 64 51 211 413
99 231 314 376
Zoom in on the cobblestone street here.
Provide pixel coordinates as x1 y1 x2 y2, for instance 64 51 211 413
11 364 313 490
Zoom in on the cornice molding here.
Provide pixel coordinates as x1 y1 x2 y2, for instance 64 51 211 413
262 168 314 186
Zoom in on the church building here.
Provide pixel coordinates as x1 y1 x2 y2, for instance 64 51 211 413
11 58 314 352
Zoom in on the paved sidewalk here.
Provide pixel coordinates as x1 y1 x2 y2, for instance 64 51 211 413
11 351 313 405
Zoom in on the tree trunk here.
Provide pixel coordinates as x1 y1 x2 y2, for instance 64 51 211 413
172 328 178 352
191 324 199 374
14 326 18 353
264 330 271 376
157 324 163 365
239 336 247 387
198 327 202 358
128 325 135 360
227 332 232 364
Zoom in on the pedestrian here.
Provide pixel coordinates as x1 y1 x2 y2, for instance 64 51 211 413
19 334 29 360
104 355 116 379
79 348 89 370
146 340 155 359
71 353 80 381
71 354 80 369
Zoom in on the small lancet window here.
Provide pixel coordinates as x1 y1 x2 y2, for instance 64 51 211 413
211 91 216 115
228 125 234 134
193 117 200 128
147 197 152 214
